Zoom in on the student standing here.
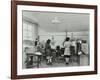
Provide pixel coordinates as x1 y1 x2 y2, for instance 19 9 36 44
45 39 52 65
64 37 71 65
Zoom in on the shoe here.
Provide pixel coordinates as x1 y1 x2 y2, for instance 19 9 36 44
66 62 69 65
50 62 52 65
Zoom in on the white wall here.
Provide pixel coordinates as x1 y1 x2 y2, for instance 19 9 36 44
39 28 89 46
0 0 100 80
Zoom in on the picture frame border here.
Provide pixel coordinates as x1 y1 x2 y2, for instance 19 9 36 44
11 1 98 79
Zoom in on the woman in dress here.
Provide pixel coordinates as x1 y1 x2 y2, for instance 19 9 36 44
64 37 71 65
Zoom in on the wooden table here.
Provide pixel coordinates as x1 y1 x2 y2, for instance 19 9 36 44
25 52 42 68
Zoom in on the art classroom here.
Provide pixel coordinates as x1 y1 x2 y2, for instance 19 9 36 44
22 11 89 69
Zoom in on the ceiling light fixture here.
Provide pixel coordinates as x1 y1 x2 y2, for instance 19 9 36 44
51 17 61 24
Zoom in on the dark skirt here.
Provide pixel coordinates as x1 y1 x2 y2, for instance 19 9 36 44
45 49 52 56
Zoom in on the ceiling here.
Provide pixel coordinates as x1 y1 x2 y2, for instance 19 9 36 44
23 11 89 32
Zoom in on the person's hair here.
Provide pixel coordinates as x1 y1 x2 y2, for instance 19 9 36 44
65 37 70 41
56 45 60 50
46 39 51 44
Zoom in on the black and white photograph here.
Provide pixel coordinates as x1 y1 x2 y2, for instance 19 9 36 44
11 1 97 79
22 11 90 69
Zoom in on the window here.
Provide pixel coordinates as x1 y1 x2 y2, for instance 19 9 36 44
23 21 33 40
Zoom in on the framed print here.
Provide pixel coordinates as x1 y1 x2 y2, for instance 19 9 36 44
11 1 97 79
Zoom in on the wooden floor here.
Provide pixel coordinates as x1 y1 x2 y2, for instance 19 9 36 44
27 54 89 69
